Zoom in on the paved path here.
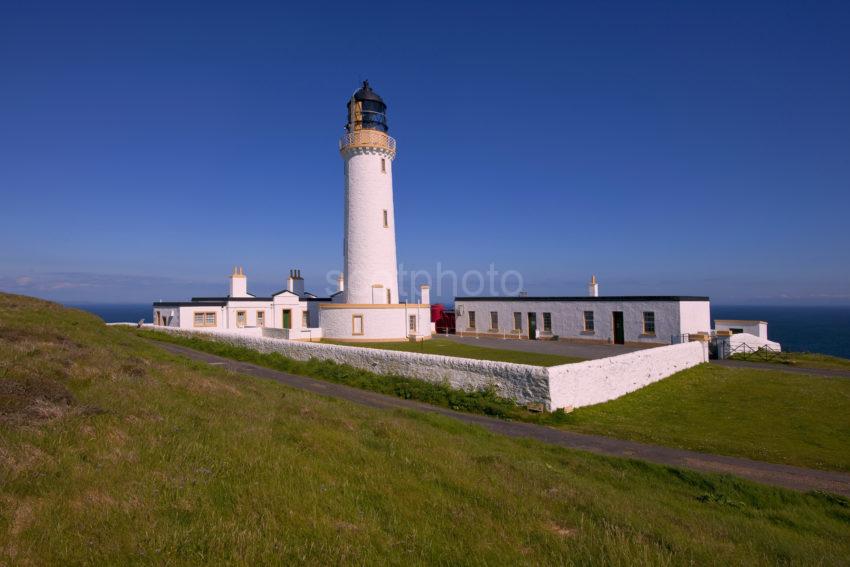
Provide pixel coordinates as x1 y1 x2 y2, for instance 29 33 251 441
439 334 653 360
155 341 850 496
713 359 850 379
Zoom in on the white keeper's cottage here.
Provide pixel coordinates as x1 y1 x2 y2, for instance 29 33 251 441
454 277 712 345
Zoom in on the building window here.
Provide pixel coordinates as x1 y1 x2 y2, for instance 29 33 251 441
383 209 389 228
643 311 656 335
468 311 476 329
490 311 498 330
352 314 364 335
409 315 417 333
193 312 217 327
302 311 309 328
583 311 594 332
386 288 391 304
381 158 386 173
236 311 246 327
256 311 265 327
543 312 552 332
513 312 522 331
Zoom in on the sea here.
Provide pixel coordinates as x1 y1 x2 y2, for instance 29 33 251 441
66 303 850 360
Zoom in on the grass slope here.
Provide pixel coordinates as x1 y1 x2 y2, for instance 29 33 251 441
561 363 850 472
323 337 583 366
2 293 850 565
143 328 850 473
732 351 850 371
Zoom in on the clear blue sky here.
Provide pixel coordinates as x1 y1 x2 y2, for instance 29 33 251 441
2 0 849 305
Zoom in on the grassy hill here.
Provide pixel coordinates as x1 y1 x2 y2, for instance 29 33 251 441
143 327 850 473
2 293 850 564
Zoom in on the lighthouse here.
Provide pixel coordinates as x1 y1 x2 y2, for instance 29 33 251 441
341 80 399 305
319 81 431 341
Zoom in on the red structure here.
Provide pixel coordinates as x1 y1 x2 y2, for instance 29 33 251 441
431 304 456 334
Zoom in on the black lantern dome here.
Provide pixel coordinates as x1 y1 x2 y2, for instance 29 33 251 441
347 80 388 133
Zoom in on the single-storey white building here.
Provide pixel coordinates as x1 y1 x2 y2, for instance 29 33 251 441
714 319 768 339
153 268 333 341
454 294 711 346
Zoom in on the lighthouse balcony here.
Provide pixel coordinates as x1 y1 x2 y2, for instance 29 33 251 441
339 130 396 156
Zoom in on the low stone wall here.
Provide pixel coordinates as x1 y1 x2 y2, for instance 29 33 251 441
547 341 708 409
157 328 551 408
150 327 707 410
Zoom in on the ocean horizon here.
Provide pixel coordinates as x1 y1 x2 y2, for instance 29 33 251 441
67 302 850 360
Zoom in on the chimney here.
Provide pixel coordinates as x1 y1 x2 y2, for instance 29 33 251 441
420 284 430 305
229 266 248 297
287 269 305 296
337 272 345 293
588 274 599 297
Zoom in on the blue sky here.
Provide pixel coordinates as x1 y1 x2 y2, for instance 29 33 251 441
2 0 849 305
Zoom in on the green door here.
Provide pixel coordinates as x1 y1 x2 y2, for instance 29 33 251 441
528 313 537 340
613 311 624 344
282 309 292 329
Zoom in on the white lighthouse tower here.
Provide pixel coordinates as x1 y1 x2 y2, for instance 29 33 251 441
320 81 431 341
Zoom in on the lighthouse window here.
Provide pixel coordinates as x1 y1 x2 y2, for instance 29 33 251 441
381 158 386 173
383 209 388 227
409 315 417 333
352 315 364 335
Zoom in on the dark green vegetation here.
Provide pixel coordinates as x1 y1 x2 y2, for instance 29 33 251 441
323 337 583 366
561 363 850 472
2 293 850 564
732 350 850 371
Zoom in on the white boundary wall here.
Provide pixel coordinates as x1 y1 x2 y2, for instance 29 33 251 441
548 341 708 409
147 327 708 411
158 327 551 407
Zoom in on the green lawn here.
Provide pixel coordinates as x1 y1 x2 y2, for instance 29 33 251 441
559 363 850 472
3 294 850 564
732 351 850 371
322 337 583 366
141 328 850 473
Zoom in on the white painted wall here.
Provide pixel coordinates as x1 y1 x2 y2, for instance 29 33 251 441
548 341 709 409
342 147 399 304
320 305 432 340
679 301 711 335
455 299 710 344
